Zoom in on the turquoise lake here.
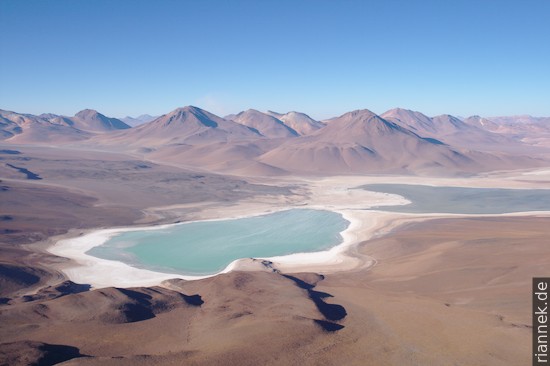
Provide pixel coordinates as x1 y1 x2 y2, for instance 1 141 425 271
364 184 550 214
88 209 349 276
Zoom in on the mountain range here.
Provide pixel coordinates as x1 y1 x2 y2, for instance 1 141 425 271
1 106 548 176
121 114 158 127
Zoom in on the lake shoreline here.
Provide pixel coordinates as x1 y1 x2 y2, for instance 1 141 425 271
48 208 358 287
45 171 550 289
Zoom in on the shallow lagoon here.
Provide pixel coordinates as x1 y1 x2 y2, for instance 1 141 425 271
363 184 550 214
88 209 349 276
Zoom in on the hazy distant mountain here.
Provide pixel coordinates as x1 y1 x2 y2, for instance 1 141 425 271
37 110 130 133
258 109 483 175
0 110 23 139
381 108 513 151
265 110 284 119
277 111 325 135
0 110 91 143
380 108 435 133
39 114 76 128
2 105 548 175
478 115 550 148
228 109 299 138
70 109 130 132
462 115 500 131
482 115 550 135
381 108 475 137
1 109 129 143
223 113 239 121
431 114 478 135
98 106 262 147
461 115 550 150
230 110 323 136
121 114 157 127
489 115 550 125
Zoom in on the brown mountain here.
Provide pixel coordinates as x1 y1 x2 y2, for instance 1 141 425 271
479 115 550 149
277 111 325 135
381 108 514 151
0 110 91 143
0 110 24 139
228 109 299 138
480 115 550 138
120 114 158 127
70 109 130 132
97 106 262 147
258 109 483 175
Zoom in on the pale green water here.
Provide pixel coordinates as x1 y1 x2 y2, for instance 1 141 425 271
364 184 550 214
88 209 349 276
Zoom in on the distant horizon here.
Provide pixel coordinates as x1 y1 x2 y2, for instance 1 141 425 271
1 1 549 119
2 104 549 122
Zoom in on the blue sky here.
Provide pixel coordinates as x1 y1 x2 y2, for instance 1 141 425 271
1 0 549 119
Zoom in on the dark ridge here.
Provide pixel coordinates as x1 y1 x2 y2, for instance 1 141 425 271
117 288 153 303
6 164 42 180
182 294 203 306
422 137 446 145
115 289 158 322
120 303 156 323
110 288 202 322
281 274 315 290
20 281 91 303
0 297 10 305
0 341 88 366
246 126 262 135
35 343 88 366
53 281 91 295
0 215 13 221
310 291 347 321
282 274 347 322
1 229 19 234
0 185 9 191
0 149 21 155
259 259 279 273
309 289 332 299
0 264 40 287
314 319 345 332
360 145 376 154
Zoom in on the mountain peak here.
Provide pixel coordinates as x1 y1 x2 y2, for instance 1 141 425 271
231 109 298 138
385 107 410 113
169 105 206 115
75 109 102 119
239 109 264 116
433 114 460 120
339 109 378 120
266 110 284 118
162 106 219 128
136 114 154 120
383 107 420 116
72 109 129 131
